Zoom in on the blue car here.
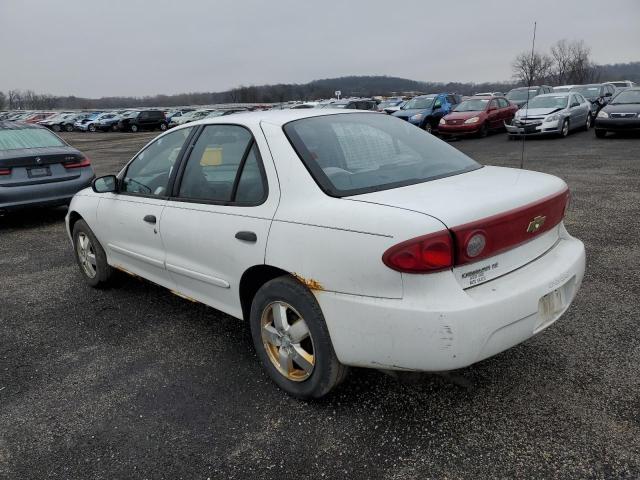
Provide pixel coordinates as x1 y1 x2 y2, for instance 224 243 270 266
393 93 462 133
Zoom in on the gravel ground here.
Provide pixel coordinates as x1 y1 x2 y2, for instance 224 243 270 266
1 128 639 479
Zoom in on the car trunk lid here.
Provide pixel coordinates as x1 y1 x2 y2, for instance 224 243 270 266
347 166 569 288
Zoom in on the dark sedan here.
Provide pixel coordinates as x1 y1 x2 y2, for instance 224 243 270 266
594 88 640 138
0 122 94 213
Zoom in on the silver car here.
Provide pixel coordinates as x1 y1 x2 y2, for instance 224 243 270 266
505 92 592 137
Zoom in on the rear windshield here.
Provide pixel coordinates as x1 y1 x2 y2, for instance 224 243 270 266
283 113 480 197
0 128 65 150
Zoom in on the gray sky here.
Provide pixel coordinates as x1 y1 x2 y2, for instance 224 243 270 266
1 0 639 98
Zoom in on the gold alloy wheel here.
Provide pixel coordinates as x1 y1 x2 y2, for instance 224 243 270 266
261 301 315 382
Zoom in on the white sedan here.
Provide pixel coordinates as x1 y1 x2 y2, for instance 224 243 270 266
66 110 585 398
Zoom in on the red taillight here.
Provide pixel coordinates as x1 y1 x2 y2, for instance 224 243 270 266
63 157 91 169
382 188 570 274
382 231 454 273
451 187 570 266
0 168 11 175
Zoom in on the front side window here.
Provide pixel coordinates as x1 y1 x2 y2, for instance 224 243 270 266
177 125 266 204
284 113 480 197
122 127 193 196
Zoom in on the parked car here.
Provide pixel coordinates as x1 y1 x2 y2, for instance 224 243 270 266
606 80 637 92
46 113 90 132
168 109 213 128
37 112 76 131
80 112 120 132
505 85 553 108
23 112 56 124
505 92 592 138
74 112 104 131
377 98 404 112
393 93 462 132
570 83 616 116
118 110 167 132
66 109 585 398
553 85 576 93
94 113 122 132
0 121 94 213
439 96 517 138
322 99 379 111
594 87 640 138
383 100 407 115
166 109 196 123
204 108 248 119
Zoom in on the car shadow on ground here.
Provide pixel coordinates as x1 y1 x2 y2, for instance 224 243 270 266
0 206 68 230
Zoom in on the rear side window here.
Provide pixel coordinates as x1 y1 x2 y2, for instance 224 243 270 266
177 125 266 205
284 113 480 197
0 128 65 150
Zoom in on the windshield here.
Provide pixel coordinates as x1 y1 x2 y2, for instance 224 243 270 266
610 82 627 88
403 97 435 110
283 113 480 197
527 95 569 109
0 128 66 150
610 90 640 104
507 89 538 101
572 86 600 98
454 99 489 112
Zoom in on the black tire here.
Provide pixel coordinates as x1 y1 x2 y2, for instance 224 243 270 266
559 119 570 138
159 123 167 131
111 124 119 132
130 124 139 133
72 219 113 288
479 122 489 138
65 124 74 132
423 121 433 134
250 275 348 399
595 129 607 138
584 114 592 130
88 124 96 132
52 124 61 132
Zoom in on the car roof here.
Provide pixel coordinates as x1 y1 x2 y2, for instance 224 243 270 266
537 92 571 97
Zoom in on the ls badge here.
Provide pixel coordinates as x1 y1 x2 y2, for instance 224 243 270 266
527 215 546 233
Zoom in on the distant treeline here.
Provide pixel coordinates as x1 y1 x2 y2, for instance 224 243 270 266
1 62 639 110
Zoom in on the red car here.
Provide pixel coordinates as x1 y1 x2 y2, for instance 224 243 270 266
439 97 517 138
23 112 56 124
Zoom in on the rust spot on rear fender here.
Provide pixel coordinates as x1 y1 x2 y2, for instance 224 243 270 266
292 273 324 291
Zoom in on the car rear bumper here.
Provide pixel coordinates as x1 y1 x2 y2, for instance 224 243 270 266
0 168 94 211
317 229 585 372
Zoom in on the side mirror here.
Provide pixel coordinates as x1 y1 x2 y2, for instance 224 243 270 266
433 103 442 110
605 92 612 97
92 175 118 193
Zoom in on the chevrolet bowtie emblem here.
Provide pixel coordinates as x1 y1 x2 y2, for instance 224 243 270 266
527 215 546 233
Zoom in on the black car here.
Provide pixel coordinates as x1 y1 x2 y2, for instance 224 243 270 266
0 122 94 213
594 87 640 138
118 110 167 132
570 83 616 116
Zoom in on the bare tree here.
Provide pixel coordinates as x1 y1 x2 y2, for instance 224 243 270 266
0 91 6 110
512 51 553 85
551 39 597 85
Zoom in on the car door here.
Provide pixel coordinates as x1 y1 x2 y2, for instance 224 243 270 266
160 123 280 319
95 127 195 287
486 99 500 129
567 94 582 129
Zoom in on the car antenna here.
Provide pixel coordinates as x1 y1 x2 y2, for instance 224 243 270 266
520 21 537 169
